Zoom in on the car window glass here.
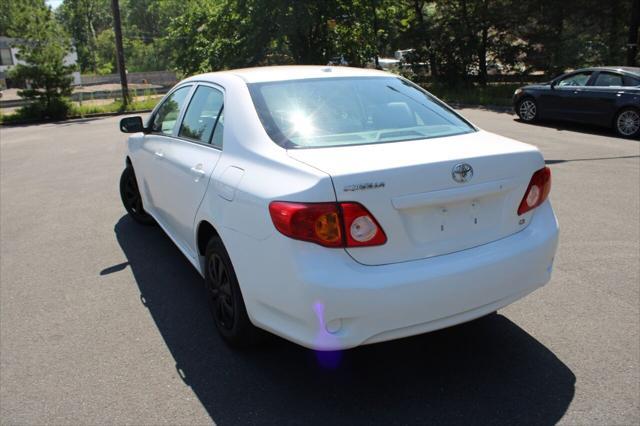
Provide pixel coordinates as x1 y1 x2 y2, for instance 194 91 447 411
249 77 474 148
211 108 224 148
151 86 191 135
557 72 592 87
624 76 640 87
179 86 224 144
593 72 623 87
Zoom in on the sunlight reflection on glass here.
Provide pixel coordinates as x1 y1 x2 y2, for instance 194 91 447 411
289 111 315 137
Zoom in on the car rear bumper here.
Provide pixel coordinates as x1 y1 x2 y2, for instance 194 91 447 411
230 201 559 350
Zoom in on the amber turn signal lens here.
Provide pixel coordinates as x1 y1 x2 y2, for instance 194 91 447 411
315 212 342 244
269 201 386 248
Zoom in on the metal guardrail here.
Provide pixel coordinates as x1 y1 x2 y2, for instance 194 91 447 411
1 86 171 108
77 71 177 86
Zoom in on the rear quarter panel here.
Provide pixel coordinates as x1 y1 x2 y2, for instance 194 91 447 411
191 74 336 275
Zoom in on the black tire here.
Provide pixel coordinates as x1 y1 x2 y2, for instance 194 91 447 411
614 107 640 138
119 165 155 225
204 236 263 347
516 97 538 122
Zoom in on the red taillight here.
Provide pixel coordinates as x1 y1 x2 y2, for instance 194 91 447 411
340 202 387 247
269 201 386 248
518 167 551 215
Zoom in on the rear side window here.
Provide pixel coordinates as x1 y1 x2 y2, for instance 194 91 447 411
178 85 224 144
624 75 640 87
593 72 623 87
151 86 191 135
249 76 475 148
211 109 224 149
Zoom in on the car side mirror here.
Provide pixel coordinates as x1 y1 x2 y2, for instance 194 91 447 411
120 116 146 133
550 81 557 89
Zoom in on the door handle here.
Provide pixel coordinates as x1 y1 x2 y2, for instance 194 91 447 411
154 151 164 158
190 167 206 175
190 164 207 181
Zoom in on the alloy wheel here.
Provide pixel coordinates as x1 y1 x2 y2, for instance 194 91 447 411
206 253 235 330
616 110 640 136
519 99 537 121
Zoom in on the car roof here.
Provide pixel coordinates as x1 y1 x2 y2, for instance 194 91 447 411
575 66 640 76
185 65 391 84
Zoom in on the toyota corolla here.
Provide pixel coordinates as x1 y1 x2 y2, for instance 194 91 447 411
118 66 559 350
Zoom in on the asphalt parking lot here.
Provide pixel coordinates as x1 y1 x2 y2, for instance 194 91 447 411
1 110 638 425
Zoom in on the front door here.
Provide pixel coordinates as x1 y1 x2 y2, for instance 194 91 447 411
137 84 193 221
540 71 593 121
153 84 225 255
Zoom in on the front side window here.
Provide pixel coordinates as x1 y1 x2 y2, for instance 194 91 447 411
151 86 191 135
593 72 623 87
557 72 592 87
249 77 475 148
178 85 224 144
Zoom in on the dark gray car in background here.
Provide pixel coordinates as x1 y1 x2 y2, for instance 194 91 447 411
513 67 640 138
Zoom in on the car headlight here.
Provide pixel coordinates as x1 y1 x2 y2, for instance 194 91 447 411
514 88 523 96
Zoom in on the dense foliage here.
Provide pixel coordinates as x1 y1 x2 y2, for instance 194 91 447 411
3 0 639 85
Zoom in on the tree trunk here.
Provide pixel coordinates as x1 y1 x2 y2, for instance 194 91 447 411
371 0 380 69
608 0 620 64
477 0 489 85
628 0 640 66
412 1 435 76
88 9 98 73
111 0 129 107
478 26 488 85
550 4 565 76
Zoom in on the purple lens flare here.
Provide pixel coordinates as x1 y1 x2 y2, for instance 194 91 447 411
312 301 343 368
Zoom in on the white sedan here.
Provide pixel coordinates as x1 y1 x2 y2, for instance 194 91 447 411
118 66 559 350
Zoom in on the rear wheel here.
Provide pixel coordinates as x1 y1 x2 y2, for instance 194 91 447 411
614 107 640 138
516 97 538 122
119 165 154 225
204 236 263 347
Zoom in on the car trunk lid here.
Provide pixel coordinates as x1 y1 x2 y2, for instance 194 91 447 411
287 131 545 265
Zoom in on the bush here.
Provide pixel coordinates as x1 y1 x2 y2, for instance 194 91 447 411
16 98 72 121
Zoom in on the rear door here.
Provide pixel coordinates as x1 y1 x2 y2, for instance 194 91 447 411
153 83 225 254
577 71 625 126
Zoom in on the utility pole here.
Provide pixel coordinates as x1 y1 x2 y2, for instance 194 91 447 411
111 0 129 107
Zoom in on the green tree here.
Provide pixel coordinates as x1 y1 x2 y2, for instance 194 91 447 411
167 0 283 74
167 0 399 74
0 0 49 37
57 0 112 73
10 5 75 119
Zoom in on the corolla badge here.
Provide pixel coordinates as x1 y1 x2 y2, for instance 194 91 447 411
452 163 473 183
343 182 385 192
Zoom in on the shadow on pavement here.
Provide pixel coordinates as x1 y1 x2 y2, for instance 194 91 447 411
513 117 635 139
110 215 575 425
0 116 105 129
546 154 640 165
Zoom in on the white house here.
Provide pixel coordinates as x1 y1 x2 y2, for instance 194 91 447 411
0 36 81 88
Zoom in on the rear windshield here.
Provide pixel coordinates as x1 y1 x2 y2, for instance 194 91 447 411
248 77 476 148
